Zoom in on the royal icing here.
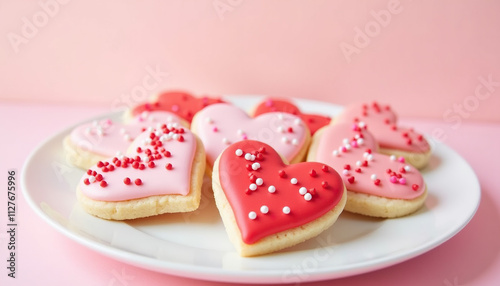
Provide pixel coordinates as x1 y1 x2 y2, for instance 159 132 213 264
78 125 196 202
193 103 309 166
334 102 430 153
130 91 225 122
69 111 183 158
218 140 344 244
253 98 331 135
311 123 425 200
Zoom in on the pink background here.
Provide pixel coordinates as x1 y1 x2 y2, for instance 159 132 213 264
2 1 500 285
1 0 500 121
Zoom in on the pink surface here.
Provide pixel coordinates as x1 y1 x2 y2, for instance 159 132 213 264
1 1 500 122
1 102 499 285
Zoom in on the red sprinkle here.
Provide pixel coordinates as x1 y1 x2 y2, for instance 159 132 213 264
278 170 286 178
165 163 173 170
256 153 264 161
249 174 257 183
412 184 419 191
386 168 392 174
139 164 146 170
309 188 316 195
148 161 155 168
321 181 328 188
83 178 90 185
309 169 317 177
136 147 142 153
178 135 184 142
95 174 103 182
97 161 104 168
347 176 355 184
362 160 368 167
100 181 108 187
132 162 140 169
287 127 293 133
134 178 142 186
399 167 406 174
374 179 381 186
86 169 92 175
124 177 131 185
355 168 362 173
322 165 329 172
344 164 351 170
258 147 266 153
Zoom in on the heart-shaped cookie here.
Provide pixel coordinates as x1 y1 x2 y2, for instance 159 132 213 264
334 102 431 169
307 122 427 218
191 103 311 172
212 140 346 256
76 124 206 220
64 111 186 169
251 98 331 135
129 90 225 123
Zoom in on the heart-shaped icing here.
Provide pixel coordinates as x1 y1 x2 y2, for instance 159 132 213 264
192 103 310 167
308 122 425 200
69 111 184 158
130 90 225 122
252 98 331 135
215 140 344 244
335 102 430 154
78 124 198 202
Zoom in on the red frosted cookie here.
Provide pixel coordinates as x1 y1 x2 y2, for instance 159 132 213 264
212 140 346 256
307 122 427 218
251 98 331 135
129 90 225 123
334 102 431 169
76 125 206 220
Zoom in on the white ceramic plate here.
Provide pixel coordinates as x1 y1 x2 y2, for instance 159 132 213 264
21 96 480 284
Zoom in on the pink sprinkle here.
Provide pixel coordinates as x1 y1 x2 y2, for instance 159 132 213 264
398 157 405 163
265 99 274 107
341 146 347 152
242 134 248 140
213 126 218 132
171 105 179 112
390 176 398 183
399 178 407 184
351 140 358 148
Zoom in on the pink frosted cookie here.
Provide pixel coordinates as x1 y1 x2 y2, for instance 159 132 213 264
191 103 311 174
334 102 431 169
64 111 186 169
76 125 206 220
307 123 427 218
250 98 331 135
212 140 346 256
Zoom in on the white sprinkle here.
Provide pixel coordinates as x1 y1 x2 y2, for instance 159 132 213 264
299 187 307 195
235 149 243 156
356 160 362 167
116 151 123 157
172 122 179 128
344 144 351 150
291 138 299 145
173 134 180 140
290 178 298 184
92 120 98 127
260 205 269 214
354 134 361 139
96 127 104 136
268 185 276 193
248 211 257 220
294 118 301 125
404 165 411 172
250 155 256 161
332 150 339 157
148 115 155 122
358 121 366 128
222 138 230 144
277 126 285 133
85 127 91 135
237 129 244 135
367 154 374 161
245 153 252 160
252 162 261 170
146 126 154 132
304 193 312 201
338 146 344 152
88 176 96 183
370 174 377 181
124 134 132 141
363 152 369 158
282 206 291 214
256 178 264 186
143 156 150 163
167 123 174 129
155 130 162 137
277 113 284 120
342 169 349 176
357 138 364 145
390 155 397 161
282 137 289 143
249 183 257 191
343 138 349 145
205 117 213 124
167 116 174 122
